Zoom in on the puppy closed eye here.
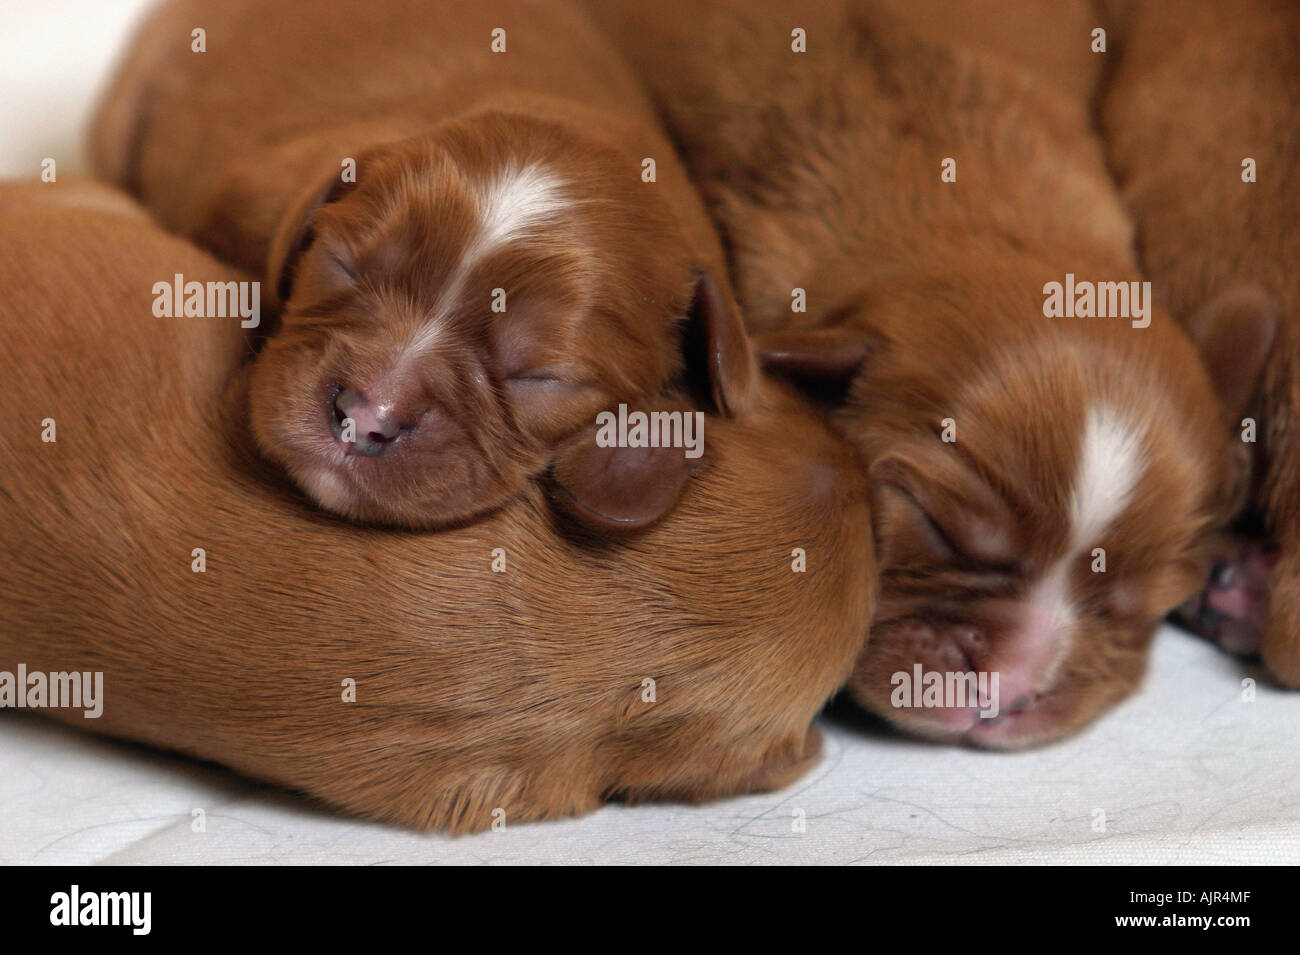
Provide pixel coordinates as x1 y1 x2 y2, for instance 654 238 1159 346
879 485 1021 575
915 507 960 560
877 487 963 566
871 455 1021 572
505 365 575 385
502 367 603 439
295 239 360 300
503 365 594 397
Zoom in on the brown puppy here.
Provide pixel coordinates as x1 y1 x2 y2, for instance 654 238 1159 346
864 0 1293 669
1101 0 1300 683
583 0 1273 746
0 180 872 832
90 0 757 529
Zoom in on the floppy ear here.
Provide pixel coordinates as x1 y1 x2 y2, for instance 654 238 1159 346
684 268 760 417
544 271 743 531
266 168 356 307
1184 285 1278 426
548 401 706 531
753 326 873 383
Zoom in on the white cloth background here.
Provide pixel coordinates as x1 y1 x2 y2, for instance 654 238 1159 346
3 630 1298 864
1 0 1297 865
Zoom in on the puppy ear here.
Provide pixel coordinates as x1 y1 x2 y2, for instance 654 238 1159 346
684 268 760 417
548 402 705 531
1184 285 1278 426
266 168 356 307
753 327 873 383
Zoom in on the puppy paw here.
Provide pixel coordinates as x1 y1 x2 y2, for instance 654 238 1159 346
1173 531 1278 656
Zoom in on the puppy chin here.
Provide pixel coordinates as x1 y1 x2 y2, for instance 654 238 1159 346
294 466 439 527
959 695 1093 751
293 455 525 529
852 664 1126 750
862 692 1090 750
299 467 357 518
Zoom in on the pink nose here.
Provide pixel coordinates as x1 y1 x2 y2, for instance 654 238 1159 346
333 387 403 455
978 605 1063 714
901 613 1060 729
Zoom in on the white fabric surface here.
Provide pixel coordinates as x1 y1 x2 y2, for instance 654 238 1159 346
2 0 1297 866
3 627 1298 864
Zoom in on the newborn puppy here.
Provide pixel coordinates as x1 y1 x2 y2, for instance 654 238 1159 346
91 0 756 529
1101 0 1300 682
583 0 1274 746
0 181 871 831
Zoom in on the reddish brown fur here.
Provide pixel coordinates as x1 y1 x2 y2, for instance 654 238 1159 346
90 0 757 529
0 181 873 832
870 0 1105 107
1101 0 1300 684
584 0 1262 746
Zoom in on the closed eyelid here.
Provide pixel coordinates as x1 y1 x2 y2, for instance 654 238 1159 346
502 360 601 386
506 364 572 381
914 502 959 558
885 485 959 561
899 487 1023 573
873 453 1019 559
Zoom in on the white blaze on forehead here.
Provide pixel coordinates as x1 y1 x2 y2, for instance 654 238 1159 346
1069 404 1144 550
405 163 569 357
1017 405 1146 688
470 163 569 259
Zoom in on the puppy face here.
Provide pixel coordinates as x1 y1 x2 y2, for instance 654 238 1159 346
250 119 755 528
851 354 1220 748
761 271 1269 747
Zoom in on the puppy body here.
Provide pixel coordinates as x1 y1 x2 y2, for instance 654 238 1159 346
0 181 873 831
584 0 1264 745
871 0 1106 106
1101 0 1300 682
92 0 757 529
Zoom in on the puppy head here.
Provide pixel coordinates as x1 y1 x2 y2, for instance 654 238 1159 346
250 118 756 528
760 272 1274 747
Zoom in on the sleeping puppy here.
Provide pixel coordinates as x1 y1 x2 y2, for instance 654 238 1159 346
583 0 1275 746
90 0 756 529
0 180 872 831
871 0 1295 674
1101 0 1300 683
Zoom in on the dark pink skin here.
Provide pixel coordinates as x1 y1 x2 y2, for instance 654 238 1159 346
1173 531 1278 656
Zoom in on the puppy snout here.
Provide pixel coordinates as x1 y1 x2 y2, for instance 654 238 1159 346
919 625 984 672
333 387 405 455
916 623 1045 712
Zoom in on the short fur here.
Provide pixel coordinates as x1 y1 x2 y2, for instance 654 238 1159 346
0 181 873 831
89 0 758 529
1100 0 1300 683
582 0 1267 746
